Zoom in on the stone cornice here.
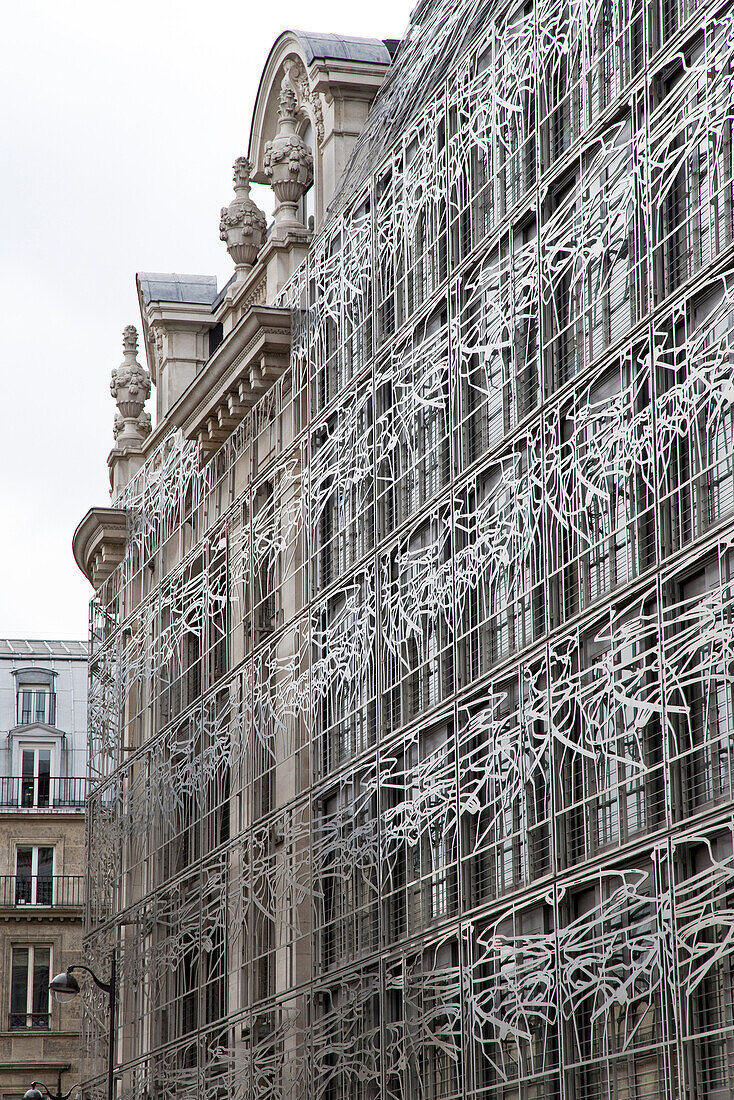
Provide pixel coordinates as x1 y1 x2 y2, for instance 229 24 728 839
143 301 214 326
308 59 393 101
0 910 83 922
180 304 291 459
72 507 127 589
0 812 84 818
0 1059 74 1069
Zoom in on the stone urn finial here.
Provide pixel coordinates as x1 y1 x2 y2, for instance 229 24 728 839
219 157 267 277
110 325 151 449
263 74 314 237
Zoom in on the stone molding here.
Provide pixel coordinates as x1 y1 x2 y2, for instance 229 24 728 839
72 507 127 589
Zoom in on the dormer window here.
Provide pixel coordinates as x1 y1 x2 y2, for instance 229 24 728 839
14 669 57 727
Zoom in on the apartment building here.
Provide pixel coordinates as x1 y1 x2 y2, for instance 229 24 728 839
0 640 87 1100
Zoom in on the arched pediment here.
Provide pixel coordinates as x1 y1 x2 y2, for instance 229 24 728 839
248 30 396 225
249 32 319 183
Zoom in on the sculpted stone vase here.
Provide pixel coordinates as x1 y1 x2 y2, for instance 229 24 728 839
263 83 313 236
219 157 267 276
110 326 152 448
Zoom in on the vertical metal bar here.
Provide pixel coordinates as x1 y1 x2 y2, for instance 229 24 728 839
107 949 117 1100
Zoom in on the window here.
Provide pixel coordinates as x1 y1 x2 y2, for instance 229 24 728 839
15 846 54 905
16 686 56 727
9 945 51 1029
319 785 379 970
253 481 278 632
207 322 223 358
20 747 52 808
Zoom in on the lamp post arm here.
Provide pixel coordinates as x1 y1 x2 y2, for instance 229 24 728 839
66 963 112 994
30 1082 81 1100
30 1081 56 1100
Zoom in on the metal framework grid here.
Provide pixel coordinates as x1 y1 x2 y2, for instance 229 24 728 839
84 0 734 1095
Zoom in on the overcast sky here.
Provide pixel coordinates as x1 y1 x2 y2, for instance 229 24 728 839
1 0 409 641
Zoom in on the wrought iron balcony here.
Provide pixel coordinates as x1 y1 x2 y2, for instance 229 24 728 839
0 776 87 811
0 874 84 908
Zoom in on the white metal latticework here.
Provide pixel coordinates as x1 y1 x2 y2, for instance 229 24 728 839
84 0 734 1095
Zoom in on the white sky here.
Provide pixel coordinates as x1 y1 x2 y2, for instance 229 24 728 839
0 0 409 641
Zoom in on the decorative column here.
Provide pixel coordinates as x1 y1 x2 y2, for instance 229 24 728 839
263 76 314 238
219 157 267 279
108 326 151 499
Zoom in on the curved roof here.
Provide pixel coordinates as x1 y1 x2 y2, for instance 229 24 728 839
290 31 396 65
137 272 218 307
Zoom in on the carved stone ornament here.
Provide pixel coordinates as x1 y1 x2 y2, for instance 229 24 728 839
284 57 324 146
110 325 152 448
263 76 314 235
219 157 267 274
113 410 151 440
150 323 165 375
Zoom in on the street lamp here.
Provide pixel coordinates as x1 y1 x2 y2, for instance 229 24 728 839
49 951 117 1100
24 1075 79 1100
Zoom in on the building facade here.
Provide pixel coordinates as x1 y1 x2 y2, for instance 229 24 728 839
74 0 734 1098
0 639 87 1100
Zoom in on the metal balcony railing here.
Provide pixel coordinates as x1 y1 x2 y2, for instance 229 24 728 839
0 776 87 810
0 874 85 908
8 1012 50 1030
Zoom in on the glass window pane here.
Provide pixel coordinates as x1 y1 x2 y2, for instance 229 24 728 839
21 750 35 807
37 847 53 878
48 694 56 726
10 947 29 1015
37 848 53 904
15 848 32 903
37 752 51 807
15 848 32 876
21 691 32 724
32 948 50 1017
35 691 46 723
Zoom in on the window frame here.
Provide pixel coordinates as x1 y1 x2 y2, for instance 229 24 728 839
16 685 57 727
15 844 55 906
18 744 54 808
9 943 52 1029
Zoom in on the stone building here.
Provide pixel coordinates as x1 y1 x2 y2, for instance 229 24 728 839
0 640 87 1100
74 1 734 1098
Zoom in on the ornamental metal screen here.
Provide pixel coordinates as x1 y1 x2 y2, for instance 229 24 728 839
84 0 734 1096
